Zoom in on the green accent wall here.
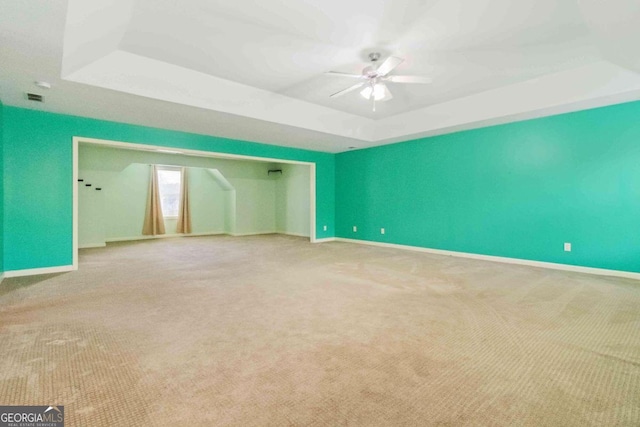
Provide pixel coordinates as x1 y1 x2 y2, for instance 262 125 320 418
336 100 640 273
2 107 335 271
5 100 640 274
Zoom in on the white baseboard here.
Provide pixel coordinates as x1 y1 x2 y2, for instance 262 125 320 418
334 238 640 281
313 237 336 243
79 243 107 249
107 235 170 243
3 264 76 278
106 232 225 243
108 232 306 242
278 231 311 238
230 231 277 237
109 232 309 241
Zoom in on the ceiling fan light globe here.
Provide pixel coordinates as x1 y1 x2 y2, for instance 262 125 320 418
361 84 387 101
373 84 386 100
360 86 372 100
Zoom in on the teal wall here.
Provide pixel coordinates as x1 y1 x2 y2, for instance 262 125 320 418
5 100 640 274
2 107 335 271
336 100 640 273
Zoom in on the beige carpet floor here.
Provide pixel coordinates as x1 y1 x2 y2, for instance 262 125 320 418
0 235 639 426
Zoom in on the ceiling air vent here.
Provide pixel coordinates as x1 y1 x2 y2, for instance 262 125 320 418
26 93 44 102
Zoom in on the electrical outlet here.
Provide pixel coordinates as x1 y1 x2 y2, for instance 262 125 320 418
352 226 357 232
564 242 572 252
323 225 327 231
380 228 385 235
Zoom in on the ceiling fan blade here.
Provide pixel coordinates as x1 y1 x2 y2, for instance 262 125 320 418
329 82 365 98
376 56 404 76
325 71 364 79
385 75 432 84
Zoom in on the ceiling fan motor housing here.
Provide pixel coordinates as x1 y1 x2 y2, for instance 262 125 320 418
368 52 381 62
364 52 382 77
363 66 378 77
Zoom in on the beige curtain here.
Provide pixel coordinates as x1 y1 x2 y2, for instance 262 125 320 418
176 167 192 234
142 165 166 235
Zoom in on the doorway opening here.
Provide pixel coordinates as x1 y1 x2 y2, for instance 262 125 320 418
72 137 316 268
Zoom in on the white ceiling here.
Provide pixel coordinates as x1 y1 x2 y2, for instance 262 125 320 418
1 0 640 153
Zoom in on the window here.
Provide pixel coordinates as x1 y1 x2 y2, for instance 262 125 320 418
157 168 181 218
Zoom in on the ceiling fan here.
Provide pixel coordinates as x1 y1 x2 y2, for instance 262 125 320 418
326 52 432 111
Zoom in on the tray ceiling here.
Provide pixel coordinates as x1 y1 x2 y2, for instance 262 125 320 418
1 0 640 152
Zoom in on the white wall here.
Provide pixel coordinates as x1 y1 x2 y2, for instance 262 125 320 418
189 168 227 234
78 145 304 246
77 171 109 247
229 178 276 235
224 190 236 234
275 164 310 237
79 163 229 246
106 163 148 240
